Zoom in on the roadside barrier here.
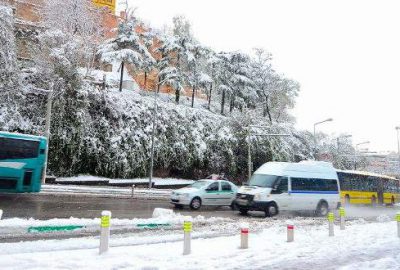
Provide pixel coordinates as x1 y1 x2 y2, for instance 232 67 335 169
240 223 249 249
328 212 335 237
397 212 400 238
286 220 294 242
183 218 192 255
339 207 345 230
99 210 111 254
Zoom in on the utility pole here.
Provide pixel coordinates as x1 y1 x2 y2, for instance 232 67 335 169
149 78 161 189
354 141 370 170
313 118 333 160
42 82 54 184
247 125 291 181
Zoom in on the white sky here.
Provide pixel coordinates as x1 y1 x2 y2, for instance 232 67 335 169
125 0 400 152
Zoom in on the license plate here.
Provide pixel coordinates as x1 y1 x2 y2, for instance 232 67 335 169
236 199 248 206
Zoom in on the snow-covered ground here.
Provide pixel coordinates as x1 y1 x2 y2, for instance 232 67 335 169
55 175 195 186
1 216 399 269
40 184 173 199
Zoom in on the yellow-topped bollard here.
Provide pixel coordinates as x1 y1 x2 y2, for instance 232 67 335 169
183 219 192 255
99 210 111 254
396 212 400 238
328 212 334 237
339 207 345 230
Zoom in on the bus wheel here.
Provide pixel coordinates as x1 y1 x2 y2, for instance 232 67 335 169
265 202 279 217
345 195 350 205
391 197 395 205
371 196 377 207
316 201 329 217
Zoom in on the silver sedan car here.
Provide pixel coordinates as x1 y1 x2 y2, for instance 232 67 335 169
170 180 238 210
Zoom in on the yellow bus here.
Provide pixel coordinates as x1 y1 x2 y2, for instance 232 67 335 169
337 170 400 206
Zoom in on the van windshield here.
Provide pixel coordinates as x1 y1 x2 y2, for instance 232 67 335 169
248 174 279 187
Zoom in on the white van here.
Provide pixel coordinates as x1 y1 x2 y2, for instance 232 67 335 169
233 161 341 217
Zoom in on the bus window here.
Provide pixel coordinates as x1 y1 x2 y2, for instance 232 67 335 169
0 137 40 160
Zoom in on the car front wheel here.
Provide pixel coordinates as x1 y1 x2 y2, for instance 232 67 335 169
190 197 202 210
265 202 279 217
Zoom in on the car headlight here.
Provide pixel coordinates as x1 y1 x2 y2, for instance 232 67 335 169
182 193 190 198
254 194 261 200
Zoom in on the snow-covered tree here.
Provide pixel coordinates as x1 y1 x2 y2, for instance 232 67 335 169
0 5 26 131
186 44 212 108
214 51 253 114
41 0 103 74
0 6 17 88
98 14 155 92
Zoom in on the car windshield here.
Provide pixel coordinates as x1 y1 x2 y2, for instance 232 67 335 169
248 174 279 187
188 181 210 189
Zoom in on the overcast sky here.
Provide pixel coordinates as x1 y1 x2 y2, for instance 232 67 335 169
125 0 400 152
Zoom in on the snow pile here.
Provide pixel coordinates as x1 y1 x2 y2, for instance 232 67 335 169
152 208 175 219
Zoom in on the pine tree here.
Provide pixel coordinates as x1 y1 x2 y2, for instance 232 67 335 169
98 15 155 92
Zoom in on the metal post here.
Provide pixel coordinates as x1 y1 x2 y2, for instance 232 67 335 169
183 219 192 255
396 212 400 238
149 81 161 189
286 220 294 242
99 210 111 254
339 207 345 230
240 223 249 249
0 209 3 220
247 128 252 181
131 184 135 198
42 82 54 184
328 212 334 237
396 127 400 170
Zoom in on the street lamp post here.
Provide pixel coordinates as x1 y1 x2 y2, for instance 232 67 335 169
149 79 162 189
313 118 333 159
354 141 370 170
247 125 291 181
42 82 54 184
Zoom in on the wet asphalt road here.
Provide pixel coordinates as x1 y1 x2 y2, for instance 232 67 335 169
0 193 238 219
1 193 399 220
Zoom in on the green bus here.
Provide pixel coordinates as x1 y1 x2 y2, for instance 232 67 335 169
0 131 47 193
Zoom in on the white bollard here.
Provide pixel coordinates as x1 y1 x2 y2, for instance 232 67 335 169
339 207 345 230
99 210 111 254
286 220 294 242
183 218 192 255
0 209 3 220
328 212 335 237
396 212 400 238
240 222 249 249
131 184 135 198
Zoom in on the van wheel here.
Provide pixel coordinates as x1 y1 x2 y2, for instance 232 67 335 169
265 202 279 217
239 208 248 215
190 197 202 210
316 201 329 217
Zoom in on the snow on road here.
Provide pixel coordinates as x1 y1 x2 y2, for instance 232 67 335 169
55 176 194 186
40 184 172 199
1 218 399 269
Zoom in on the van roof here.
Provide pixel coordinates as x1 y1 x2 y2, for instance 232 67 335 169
254 161 338 179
